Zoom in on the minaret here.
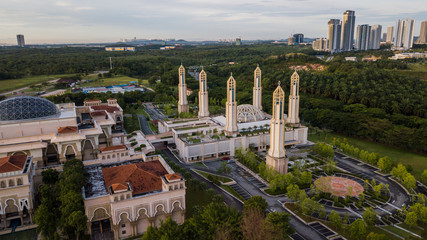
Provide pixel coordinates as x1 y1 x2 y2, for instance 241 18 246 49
178 64 189 114
287 71 300 126
198 68 209 118
225 73 238 136
253 64 262 110
266 82 288 174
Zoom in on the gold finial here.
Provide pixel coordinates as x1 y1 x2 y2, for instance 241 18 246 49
230 72 233 77
278 81 281 86
257 64 259 68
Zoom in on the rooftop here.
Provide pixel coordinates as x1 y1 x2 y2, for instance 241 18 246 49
58 126 78 134
100 145 127 152
91 105 120 113
0 155 27 174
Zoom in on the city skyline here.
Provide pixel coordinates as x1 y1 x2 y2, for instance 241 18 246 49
0 0 426 44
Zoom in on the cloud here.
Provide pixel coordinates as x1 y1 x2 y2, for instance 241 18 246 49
0 0 426 43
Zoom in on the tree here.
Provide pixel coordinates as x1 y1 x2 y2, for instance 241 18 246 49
287 184 300 201
241 207 265 240
244 196 268 213
350 219 366 240
328 210 342 229
422 170 427 185
366 232 386 240
142 225 160 240
403 173 416 190
325 160 336 174
343 212 350 225
391 164 408 180
265 211 292 239
318 205 326 219
363 207 377 226
405 211 418 227
34 203 59 240
42 168 59 185
377 156 393 172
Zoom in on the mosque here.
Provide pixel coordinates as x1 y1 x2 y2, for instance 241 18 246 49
159 64 308 174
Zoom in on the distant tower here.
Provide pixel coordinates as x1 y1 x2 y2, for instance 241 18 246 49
340 10 356 51
178 64 189 114
16 34 25 47
287 71 300 126
198 68 209 118
266 82 288 174
253 64 262 110
225 74 238 136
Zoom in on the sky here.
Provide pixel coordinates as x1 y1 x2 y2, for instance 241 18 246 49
0 0 426 44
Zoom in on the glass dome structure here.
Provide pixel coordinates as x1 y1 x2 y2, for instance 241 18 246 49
0 96 60 121
237 104 265 123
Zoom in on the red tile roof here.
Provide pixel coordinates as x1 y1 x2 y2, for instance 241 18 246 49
0 155 27 174
111 183 128 192
90 111 107 117
91 106 120 113
102 161 168 195
165 173 182 181
100 145 127 152
58 126 78 134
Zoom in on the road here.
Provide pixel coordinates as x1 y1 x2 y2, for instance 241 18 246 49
137 115 154 135
143 103 167 120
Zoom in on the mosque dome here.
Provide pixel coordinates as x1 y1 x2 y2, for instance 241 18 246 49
237 104 265 123
0 96 60 121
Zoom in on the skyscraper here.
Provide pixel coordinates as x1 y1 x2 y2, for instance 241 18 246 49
416 21 427 44
340 10 356 51
225 74 238 136
402 19 415 49
16 34 25 47
178 65 189 114
312 38 329 51
293 33 304 44
355 24 371 50
253 65 262 110
369 25 382 50
386 26 394 43
394 19 415 50
328 19 341 53
266 82 287 174
198 68 209 118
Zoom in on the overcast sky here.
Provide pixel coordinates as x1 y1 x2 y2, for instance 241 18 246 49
0 0 426 44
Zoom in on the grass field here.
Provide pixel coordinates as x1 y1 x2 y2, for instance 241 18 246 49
381 225 422 239
194 170 233 183
78 75 141 87
395 63 427 81
309 130 427 179
0 74 72 94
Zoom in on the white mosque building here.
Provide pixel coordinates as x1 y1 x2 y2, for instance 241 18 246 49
158 65 308 173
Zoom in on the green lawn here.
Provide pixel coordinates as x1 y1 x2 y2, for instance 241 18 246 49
0 74 72 94
220 185 245 201
194 170 233 183
192 162 207 168
185 183 216 218
397 223 425 236
309 131 427 179
78 75 140 87
381 225 422 239
395 63 427 81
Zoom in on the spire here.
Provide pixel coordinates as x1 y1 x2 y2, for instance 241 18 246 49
278 81 281 86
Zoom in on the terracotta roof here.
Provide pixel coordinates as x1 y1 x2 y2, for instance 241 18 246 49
0 155 27 174
102 161 168 195
165 173 182 181
111 183 128 192
100 145 127 152
90 111 107 117
91 106 120 113
58 126 78 134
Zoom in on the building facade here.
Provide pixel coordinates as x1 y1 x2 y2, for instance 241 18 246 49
394 19 415 50
416 21 427 44
369 25 382 50
198 69 209 118
340 10 356 52
386 26 394 43
328 19 341 53
16 35 25 47
355 24 371 51
178 65 189 114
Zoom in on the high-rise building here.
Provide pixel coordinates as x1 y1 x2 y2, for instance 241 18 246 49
369 25 382 50
253 65 262 110
340 10 356 51
287 71 300 126
225 74 238 136
312 38 329 51
293 33 304 44
178 65 189 114
235 38 242 45
16 34 25 47
416 21 427 44
386 26 394 43
355 24 371 50
394 19 415 50
266 82 287 174
198 68 209 118
288 36 295 45
328 19 341 53
382 33 387 42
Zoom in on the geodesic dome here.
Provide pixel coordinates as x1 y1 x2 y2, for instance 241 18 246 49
0 96 59 121
237 104 265 123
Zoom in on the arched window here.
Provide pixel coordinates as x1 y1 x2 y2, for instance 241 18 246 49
0 181 6 188
17 178 23 185
112 154 116 158
9 179 15 187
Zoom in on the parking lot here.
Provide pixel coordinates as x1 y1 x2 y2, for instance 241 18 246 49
309 222 337 238
229 183 252 200
290 233 306 240
336 162 374 181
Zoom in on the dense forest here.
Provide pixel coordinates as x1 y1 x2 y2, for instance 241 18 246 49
2 44 426 153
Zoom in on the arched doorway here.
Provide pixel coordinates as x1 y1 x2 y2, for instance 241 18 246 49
65 145 76 160
118 213 131 239
5 199 20 228
45 144 59 164
82 140 95 160
136 209 150 235
171 201 183 224
154 205 166 228
91 208 113 240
